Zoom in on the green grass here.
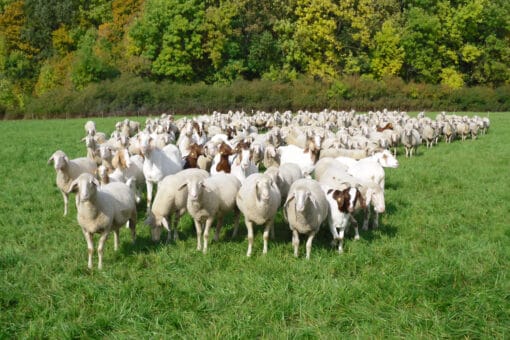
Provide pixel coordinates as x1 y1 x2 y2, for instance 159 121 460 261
0 113 509 338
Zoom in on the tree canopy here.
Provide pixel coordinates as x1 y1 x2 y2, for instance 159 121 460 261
0 0 508 111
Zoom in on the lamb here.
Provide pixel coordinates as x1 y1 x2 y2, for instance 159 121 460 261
146 169 209 242
48 150 97 216
181 173 241 253
67 173 137 269
283 178 329 259
264 163 303 205
139 132 184 211
235 173 281 256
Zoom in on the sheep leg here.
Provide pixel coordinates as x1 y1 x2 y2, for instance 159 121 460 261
203 218 214 254
337 228 345 254
246 220 254 257
62 191 69 216
262 221 272 255
292 230 300 258
305 231 316 260
373 211 379 229
146 180 154 212
362 206 370 231
173 213 182 241
129 218 136 243
350 215 360 240
193 219 202 251
231 211 241 239
97 231 110 270
214 216 223 242
161 217 171 243
83 229 94 269
113 229 119 251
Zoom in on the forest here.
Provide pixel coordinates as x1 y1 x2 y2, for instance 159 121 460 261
0 0 509 117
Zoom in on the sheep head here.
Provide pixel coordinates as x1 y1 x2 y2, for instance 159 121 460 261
48 150 69 171
67 173 99 202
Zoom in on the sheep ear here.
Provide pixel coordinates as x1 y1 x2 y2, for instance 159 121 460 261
327 189 334 195
90 176 100 187
47 154 54 165
177 182 187 191
67 178 79 194
283 193 295 208
81 137 86 142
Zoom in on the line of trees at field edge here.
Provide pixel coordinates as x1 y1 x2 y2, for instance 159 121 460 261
0 0 509 117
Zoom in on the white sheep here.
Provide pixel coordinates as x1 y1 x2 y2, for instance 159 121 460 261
401 127 422 157
48 150 97 216
264 163 303 204
283 178 329 259
278 143 319 177
235 173 281 256
67 173 137 269
139 132 184 211
182 173 241 253
230 141 259 183
146 168 209 242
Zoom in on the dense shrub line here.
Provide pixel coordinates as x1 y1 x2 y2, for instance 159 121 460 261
8 75 510 119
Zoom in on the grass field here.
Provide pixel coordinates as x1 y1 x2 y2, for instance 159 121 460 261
1 113 509 338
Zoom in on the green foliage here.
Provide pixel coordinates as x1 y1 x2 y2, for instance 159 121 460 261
0 114 509 337
0 0 509 113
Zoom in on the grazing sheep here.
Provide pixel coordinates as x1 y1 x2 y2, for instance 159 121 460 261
48 150 97 216
182 173 241 253
235 173 281 256
283 179 328 259
146 169 209 242
67 173 137 269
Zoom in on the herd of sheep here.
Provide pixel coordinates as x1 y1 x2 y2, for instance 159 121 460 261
47 109 490 268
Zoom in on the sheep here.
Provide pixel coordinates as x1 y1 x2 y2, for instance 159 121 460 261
210 141 235 175
319 148 368 160
283 178 329 259
422 124 435 148
313 157 348 182
146 169 209 242
319 168 385 231
230 140 259 183
67 173 137 269
84 120 96 136
401 127 422 157
48 150 97 216
235 173 281 256
322 184 365 253
181 173 241 253
264 163 303 205
82 134 101 164
139 132 184 211
262 144 280 169
278 140 320 178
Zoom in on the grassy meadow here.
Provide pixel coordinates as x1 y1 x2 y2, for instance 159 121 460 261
0 113 509 338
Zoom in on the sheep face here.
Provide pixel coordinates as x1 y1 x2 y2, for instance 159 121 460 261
367 188 385 213
139 134 153 156
255 178 272 202
377 150 399 168
48 151 68 171
294 190 311 212
69 173 99 202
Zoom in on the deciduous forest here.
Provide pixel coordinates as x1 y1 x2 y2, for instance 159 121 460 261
0 0 509 117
